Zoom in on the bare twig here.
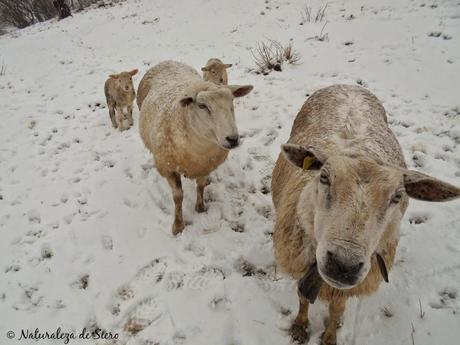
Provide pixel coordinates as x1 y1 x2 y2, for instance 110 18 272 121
418 299 425 319
411 322 416 345
0 62 6 76
317 21 329 41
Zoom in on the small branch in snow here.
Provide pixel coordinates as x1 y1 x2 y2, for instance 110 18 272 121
0 62 6 76
418 299 425 319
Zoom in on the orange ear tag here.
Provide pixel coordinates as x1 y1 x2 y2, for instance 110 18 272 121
303 156 316 171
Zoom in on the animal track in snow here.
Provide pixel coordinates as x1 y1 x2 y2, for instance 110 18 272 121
122 296 165 335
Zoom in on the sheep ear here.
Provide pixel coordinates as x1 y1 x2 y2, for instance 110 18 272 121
129 69 138 76
281 144 324 170
201 66 210 72
227 85 253 97
179 96 194 107
402 170 460 202
109 74 119 79
224 64 233 68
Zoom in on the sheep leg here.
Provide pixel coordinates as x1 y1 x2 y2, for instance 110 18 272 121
195 176 208 213
289 290 310 344
116 106 125 131
321 297 347 345
108 100 117 128
166 172 185 235
127 104 134 127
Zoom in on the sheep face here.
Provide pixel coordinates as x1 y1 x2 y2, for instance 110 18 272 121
282 144 460 290
201 59 232 85
109 69 138 94
179 84 253 150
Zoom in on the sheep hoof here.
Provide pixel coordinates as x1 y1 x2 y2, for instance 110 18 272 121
172 221 185 235
320 331 336 345
289 323 309 344
195 203 206 213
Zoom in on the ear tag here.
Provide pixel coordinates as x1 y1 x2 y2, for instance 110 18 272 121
303 156 316 171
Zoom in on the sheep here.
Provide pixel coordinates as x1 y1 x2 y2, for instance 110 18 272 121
271 84 460 345
201 58 232 85
136 59 231 111
139 60 253 235
104 69 138 131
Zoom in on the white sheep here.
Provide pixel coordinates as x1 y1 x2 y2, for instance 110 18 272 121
139 60 253 235
272 84 460 345
104 69 138 130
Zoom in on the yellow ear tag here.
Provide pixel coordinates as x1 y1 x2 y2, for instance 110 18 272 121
302 156 316 171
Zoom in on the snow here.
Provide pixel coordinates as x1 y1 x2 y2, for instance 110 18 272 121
0 0 459 344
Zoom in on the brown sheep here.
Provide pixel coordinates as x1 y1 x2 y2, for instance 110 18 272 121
201 58 232 85
271 84 460 345
104 69 138 131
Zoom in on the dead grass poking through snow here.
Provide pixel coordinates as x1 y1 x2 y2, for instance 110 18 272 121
300 2 328 25
0 62 6 76
251 39 301 74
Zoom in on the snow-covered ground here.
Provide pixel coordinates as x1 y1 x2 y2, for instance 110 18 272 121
0 0 459 344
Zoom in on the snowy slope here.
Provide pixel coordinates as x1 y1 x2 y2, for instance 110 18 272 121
0 0 459 344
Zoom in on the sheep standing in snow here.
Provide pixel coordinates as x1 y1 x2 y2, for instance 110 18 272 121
201 58 232 85
139 60 253 235
104 69 138 131
136 59 232 111
272 84 460 345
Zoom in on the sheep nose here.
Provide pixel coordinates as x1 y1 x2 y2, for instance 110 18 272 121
225 135 239 148
325 251 364 284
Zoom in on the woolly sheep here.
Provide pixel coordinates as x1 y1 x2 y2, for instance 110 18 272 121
139 60 253 235
272 84 460 345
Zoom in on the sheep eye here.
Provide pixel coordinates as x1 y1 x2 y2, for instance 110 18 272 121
198 104 209 111
391 191 404 204
319 171 330 185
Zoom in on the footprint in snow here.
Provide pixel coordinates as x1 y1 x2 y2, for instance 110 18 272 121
115 258 168 304
186 266 228 290
429 289 459 313
122 296 165 336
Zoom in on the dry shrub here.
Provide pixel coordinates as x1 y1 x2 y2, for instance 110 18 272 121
251 39 301 75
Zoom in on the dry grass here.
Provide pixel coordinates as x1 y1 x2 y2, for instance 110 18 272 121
306 22 329 42
419 299 425 319
251 39 301 74
281 41 301 64
300 2 328 25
